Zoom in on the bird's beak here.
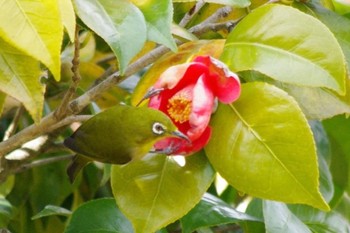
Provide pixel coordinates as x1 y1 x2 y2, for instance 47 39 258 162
172 130 191 144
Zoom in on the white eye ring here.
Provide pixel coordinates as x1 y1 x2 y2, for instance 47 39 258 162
152 122 166 135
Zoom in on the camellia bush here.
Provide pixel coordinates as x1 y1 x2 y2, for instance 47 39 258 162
1 0 350 232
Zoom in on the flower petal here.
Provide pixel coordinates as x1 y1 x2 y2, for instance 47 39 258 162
188 74 214 141
195 56 241 104
154 63 189 89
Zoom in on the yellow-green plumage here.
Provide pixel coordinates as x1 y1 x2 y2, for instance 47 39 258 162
64 105 187 182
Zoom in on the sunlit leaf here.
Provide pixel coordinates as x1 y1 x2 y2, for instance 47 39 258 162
181 193 261 233
222 4 346 95
0 38 44 122
310 4 350 67
263 201 312 233
59 0 76 42
111 152 215 233
131 0 177 51
131 39 225 105
0 0 62 80
205 82 330 211
73 0 147 74
65 198 133 233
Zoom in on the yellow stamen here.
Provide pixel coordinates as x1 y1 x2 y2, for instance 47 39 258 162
167 93 192 123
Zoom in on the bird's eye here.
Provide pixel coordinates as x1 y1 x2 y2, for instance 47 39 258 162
152 122 166 135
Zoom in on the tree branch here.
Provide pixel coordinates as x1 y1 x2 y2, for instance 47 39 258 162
55 24 81 120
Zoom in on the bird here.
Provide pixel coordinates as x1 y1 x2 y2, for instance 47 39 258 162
64 105 189 182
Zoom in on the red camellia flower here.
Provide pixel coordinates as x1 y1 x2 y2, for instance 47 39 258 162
148 56 241 155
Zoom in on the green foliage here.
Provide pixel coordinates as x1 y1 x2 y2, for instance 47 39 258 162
1 0 350 232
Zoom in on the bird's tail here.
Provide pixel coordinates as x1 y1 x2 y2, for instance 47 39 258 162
67 155 91 183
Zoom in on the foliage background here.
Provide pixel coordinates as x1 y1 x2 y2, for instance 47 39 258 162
0 0 350 232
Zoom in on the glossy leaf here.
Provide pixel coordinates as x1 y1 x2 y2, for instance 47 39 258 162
0 38 45 123
288 204 350 233
323 115 350 194
132 0 176 51
240 69 350 120
181 193 260 233
310 4 350 67
30 155 74 213
205 82 330 211
111 152 215 233
59 0 76 42
131 39 225 105
32 205 71 220
222 4 346 95
74 0 147 74
0 197 13 228
0 0 62 80
173 0 251 8
263 201 312 233
281 84 350 120
309 121 334 203
65 198 133 233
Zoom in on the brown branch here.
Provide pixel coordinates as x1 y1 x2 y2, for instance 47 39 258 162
179 1 206 27
54 24 81 120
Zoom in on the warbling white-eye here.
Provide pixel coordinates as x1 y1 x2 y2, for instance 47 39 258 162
64 105 189 182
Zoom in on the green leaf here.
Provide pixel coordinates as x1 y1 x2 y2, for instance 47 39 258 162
32 205 72 220
0 197 13 228
221 4 346 95
0 0 62 81
240 69 350 120
288 204 350 233
132 0 177 51
73 0 147 74
281 84 350 120
181 193 260 233
65 198 133 233
205 82 330 211
111 152 215 233
173 0 251 8
0 175 14 197
59 0 76 42
263 201 312 233
323 115 350 195
30 154 74 213
0 38 45 123
310 4 350 68
309 121 334 203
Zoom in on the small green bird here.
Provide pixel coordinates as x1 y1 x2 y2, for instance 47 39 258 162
64 105 189 182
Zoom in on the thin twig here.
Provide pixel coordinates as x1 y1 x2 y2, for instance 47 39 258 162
191 19 242 37
54 24 81 120
13 154 74 174
3 106 24 141
179 0 206 27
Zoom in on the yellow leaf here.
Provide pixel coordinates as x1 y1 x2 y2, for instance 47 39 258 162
0 38 45 123
0 0 63 81
59 0 76 42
